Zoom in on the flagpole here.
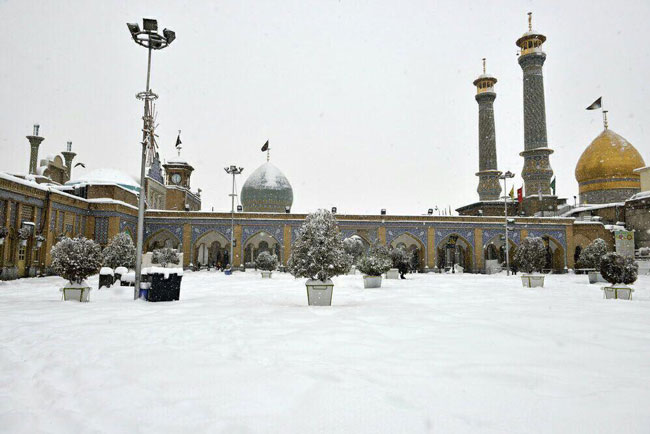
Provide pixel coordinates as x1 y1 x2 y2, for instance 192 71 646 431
500 171 515 276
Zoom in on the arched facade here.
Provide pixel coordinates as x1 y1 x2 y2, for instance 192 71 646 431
483 234 516 270
193 230 231 268
389 232 425 271
436 233 473 271
243 231 282 267
144 229 181 252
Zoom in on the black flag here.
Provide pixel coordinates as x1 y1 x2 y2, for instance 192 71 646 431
175 132 182 147
261 140 269 152
586 97 602 110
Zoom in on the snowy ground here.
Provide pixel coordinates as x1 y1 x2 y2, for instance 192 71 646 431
1 271 649 434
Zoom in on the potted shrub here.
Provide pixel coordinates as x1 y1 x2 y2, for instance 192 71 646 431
17 226 32 246
357 244 392 288
0 226 8 245
255 251 278 278
152 247 180 268
99 267 114 289
50 237 102 302
287 209 352 306
600 252 638 300
578 238 609 283
514 236 547 288
388 247 409 279
102 232 136 270
343 236 365 275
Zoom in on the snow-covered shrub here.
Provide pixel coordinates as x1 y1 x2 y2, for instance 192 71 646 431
343 236 365 264
152 247 180 267
102 232 136 270
287 209 352 281
50 237 102 284
357 244 392 276
409 250 420 272
255 251 278 271
0 227 8 239
600 252 638 285
513 237 546 274
389 247 409 269
577 238 608 271
639 247 650 257
17 226 32 240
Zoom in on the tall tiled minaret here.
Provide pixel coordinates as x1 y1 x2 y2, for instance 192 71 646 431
26 124 44 175
474 58 501 200
61 141 76 182
517 12 554 199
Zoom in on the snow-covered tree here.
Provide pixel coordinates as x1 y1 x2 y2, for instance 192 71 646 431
255 251 278 271
357 243 392 276
389 247 409 269
287 209 352 281
409 249 420 272
152 247 180 267
343 236 365 264
600 252 638 285
102 232 136 270
577 238 609 271
50 237 102 284
514 236 546 274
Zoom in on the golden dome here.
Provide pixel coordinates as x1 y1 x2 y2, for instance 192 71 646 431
575 128 645 195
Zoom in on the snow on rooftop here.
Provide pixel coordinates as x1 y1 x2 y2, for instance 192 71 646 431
68 168 140 191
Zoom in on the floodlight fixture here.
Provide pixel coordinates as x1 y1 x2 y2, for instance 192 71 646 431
143 18 158 31
285 206 291 214
332 207 337 214
381 209 386 215
127 22 140 37
163 28 176 44
427 208 433 215
237 205 243 212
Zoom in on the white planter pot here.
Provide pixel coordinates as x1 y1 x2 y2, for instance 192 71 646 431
348 265 357 275
62 286 91 302
305 279 334 306
385 268 399 279
603 285 634 300
588 271 607 284
521 274 545 288
261 271 272 279
363 275 382 288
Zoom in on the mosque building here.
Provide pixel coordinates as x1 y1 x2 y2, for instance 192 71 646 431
0 13 646 280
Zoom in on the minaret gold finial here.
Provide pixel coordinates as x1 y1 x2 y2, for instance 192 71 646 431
603 110 609 130
482 58 486 74
528 12 532 31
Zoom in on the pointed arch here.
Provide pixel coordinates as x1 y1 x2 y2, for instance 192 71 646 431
144 229 181 253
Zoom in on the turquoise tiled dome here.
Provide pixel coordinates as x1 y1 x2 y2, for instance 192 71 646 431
241 162 293 213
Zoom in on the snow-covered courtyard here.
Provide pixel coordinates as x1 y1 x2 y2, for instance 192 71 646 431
1 271 649 433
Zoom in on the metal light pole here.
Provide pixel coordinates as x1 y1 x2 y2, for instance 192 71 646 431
500 171 515 276
127 19 175 300
224 165 244 271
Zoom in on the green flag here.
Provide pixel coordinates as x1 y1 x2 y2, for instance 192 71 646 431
550 177 556 195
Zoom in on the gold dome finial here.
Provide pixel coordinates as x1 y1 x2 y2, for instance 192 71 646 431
482 58 486 74
528 12 532 31
603 110 609 130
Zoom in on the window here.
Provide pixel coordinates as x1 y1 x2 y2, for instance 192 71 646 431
18 245 26 261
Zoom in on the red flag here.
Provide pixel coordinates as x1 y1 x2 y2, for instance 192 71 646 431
517 187 523 203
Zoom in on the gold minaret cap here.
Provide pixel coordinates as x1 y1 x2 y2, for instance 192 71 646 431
603 110 609 130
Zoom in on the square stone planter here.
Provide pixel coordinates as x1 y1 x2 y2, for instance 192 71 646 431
306 279 334 306
261 271 272 278
363 275 382 288
385 268 399 279
588 271 608 284
603 286 634 300
521 274 545 288
61 285 91 302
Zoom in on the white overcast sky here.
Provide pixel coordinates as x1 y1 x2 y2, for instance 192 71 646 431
1 0 649 215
